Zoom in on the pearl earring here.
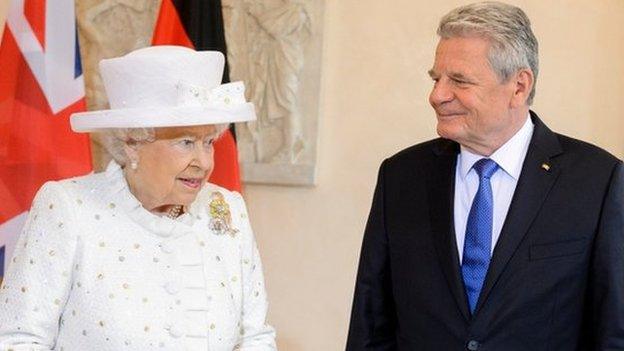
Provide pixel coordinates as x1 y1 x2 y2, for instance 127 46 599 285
130 160 138 170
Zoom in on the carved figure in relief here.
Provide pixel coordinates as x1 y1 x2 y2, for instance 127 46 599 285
224 0 311 164
77 0 157 109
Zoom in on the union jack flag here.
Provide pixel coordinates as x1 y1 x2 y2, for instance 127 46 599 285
0 0 92 280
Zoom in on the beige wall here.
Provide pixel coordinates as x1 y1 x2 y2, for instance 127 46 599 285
0 0 8 40
247 1 624 350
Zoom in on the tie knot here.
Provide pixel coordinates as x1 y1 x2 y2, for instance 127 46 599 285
473 158 498 179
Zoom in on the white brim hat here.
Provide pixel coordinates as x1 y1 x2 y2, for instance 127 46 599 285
70 45 256 132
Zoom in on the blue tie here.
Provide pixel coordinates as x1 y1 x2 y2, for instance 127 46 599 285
462 158 498 314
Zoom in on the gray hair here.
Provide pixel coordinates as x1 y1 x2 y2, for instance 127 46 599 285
437 1 539 105
102 124 230 167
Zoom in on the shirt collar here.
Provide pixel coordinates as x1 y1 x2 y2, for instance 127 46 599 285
458 115 534 180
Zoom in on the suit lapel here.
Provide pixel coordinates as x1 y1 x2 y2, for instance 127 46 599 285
428 139 471 321
475 112 563 313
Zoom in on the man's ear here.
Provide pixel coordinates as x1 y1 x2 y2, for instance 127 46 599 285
510 68 534 108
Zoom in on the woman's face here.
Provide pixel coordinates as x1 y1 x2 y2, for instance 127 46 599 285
125 125 217 211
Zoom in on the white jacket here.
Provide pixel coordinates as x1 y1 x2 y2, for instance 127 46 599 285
0 162 276 351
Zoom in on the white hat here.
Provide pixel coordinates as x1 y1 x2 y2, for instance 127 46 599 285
70 45 255 132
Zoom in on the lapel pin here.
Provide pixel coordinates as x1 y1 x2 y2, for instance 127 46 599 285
541 163 551 171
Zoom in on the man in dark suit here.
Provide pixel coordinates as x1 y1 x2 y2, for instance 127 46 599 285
346 2 624 350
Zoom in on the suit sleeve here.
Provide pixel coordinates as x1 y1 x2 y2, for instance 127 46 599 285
589 161 624 350
0 182 79 350
346 160 397 351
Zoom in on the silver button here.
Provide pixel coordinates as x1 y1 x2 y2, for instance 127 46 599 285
164 281 180 295
160 242 174 254
167 324 184 338
467 340 479 351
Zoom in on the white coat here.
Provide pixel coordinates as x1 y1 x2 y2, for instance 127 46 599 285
0 162 276 351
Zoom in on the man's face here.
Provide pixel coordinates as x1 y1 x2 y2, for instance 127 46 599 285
428 36 520 154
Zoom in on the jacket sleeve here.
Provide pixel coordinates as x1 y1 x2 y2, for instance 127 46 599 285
233 193 277 351
0 182 79 350
346 160 398 351
589 161 624 350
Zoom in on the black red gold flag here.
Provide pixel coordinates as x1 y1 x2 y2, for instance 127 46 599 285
152 0 242 192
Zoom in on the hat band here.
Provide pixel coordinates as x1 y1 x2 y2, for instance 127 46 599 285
176 81 247 108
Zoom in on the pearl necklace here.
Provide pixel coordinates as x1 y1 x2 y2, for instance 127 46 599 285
167 205 183 219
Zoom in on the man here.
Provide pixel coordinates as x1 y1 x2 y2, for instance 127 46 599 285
346 2 624 350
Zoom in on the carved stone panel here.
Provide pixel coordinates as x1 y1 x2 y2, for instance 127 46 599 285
223 0 324 186
76 0 161 171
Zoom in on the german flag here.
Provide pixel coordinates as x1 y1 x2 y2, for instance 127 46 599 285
152 0 242 192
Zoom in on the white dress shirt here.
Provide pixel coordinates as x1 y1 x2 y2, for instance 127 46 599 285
454 116 534 263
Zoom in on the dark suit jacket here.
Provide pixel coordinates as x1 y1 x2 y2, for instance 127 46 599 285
346 112 624 351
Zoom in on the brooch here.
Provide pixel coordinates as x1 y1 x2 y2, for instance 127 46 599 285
208 192 239 237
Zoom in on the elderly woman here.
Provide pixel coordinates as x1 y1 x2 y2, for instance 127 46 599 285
0 46 276 350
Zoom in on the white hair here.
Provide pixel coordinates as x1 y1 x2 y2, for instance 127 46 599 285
101 124 230 166
438 1 539 105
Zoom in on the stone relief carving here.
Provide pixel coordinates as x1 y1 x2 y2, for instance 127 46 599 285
225 0 311 164
76 0 160 171
224 0 324 185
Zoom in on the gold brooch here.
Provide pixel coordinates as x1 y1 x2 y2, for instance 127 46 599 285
208 192 239 237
